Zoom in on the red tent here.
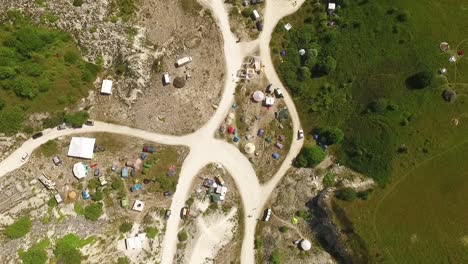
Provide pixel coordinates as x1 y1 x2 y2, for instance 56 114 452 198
458 50 465 56
227 126 235 134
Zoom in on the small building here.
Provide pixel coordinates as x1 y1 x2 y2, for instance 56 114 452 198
132 200 145 212
125 233 146 250
176 57 193 67
100 79 113 95
121 167 129 178
256 21 263 31
284 23 292 31
163 73 171 85
54 193 63 204
272 152 280 160
211 193 221 203
274 88 283 98
68 137 96 160
215 186 228 196
203 179 217 188
73 162 88 179
252 9 260 21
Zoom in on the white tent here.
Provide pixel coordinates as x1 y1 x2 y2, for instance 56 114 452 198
68 137 96 159
265 97 275 106
244 143 256 154
300 239 312 251
73 162 88 179
101 79 113 95
252 91 265 102
328 3 336 10
132 200 145 212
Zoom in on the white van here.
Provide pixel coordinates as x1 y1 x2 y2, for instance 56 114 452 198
252 10 260 21
176 57 193 67
163 73 171 85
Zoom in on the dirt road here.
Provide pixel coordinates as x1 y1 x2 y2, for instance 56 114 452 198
0 0 306 263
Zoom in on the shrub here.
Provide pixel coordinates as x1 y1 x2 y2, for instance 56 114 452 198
64 50 80 64
91 190 104 201
315 55 337 75
357 188 374 200
0 107 24 135
323 172 335 188
12 77 38 99
0 98 5 110
271 249 282 264
317 127 344 145
296 210 309 219
295 146 326 168
54 234 91 264
336 187 357 201
117 257 130 264
73 0 84 7
19 239 50 264
84 203 103 221
241 8 253 18
254 238 263 249
5 216 32 239
279 226 289 233
64 111 89 127
406 71 433 89
145 226 158 239
119 222 132 233
0 66 16 79
178 230 188 242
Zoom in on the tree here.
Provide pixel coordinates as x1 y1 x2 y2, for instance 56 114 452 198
0 66 16 80
241 8 253 18
19 248 47 264
317 127 344 145
271 249 282 264
315 55 337 75
64 111 89 127
323 172 335 188
295 146 326 168
84 203 103 221
4 216 32 239
406 70 433 89
12 77 38 99
64 50 80 64
145 226 158 239
336 187 357 201
178 230 188 242
254 238 263 249
279 226 289 233
119 222 132 233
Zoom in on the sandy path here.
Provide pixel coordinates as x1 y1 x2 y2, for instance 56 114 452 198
0 1 306 263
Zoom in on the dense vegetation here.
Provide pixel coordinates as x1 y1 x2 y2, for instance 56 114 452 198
0 12 98 135
54 234 94 264
18 239 50 264
4 216 32 239
294 146 326 168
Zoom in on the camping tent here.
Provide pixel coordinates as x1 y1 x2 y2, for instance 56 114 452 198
68 137 96 159
252 91 265 102
300 239 312 251
101 79 113 95
73 162 88 179
132 200 145 212
244 143 256 154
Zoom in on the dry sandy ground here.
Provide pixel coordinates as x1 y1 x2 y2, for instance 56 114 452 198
93 0 225 135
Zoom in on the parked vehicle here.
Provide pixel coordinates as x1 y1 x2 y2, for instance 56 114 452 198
180 207 189 219
266 84 273 94
298 129 304 139
163 191 173 197
52 156 62 166
21 153 29 162
274 88 284 98
85 120 94 126
32 132 43 139
165 210 171 219
57 123 67 130
162 72 171 85
94 168 100 176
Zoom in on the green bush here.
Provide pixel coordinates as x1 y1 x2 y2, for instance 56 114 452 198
0 66 16 79
357 188 374 200
315 55 337 75
119 222 132 233
0 107 24 135
64 111 89 127
336 187 357 201
279 226 289 233
19 239 50 264
406 70 433 89
91 190 104 201
117 257 130 264
295 210 309 219
84 203 103 221
271 249 282 264
254 238 263 249
0 98 5 110
64 50 80 64
177 230 188 242
323 172 335 188
54 234 92 264
295 146 326 168
317 127 344 145
145 226 158 239
4 216 32 239
11 77 38 99
241 8 253 18
73 0 84 7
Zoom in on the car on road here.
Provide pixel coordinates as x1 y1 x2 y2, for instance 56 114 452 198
32 132 43 139
21 153 29 162
165 210 171 219
85 120 94 126
57 123 67 130
298 129 304 139
163 191 173 197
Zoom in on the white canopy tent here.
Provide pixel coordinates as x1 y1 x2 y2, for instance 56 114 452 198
68 137 96 159
73 162 88 179
101 79 113 95
300 239 312 251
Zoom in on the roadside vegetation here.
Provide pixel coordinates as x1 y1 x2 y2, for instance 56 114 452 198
274 0 468 262
0 11 99 135
3 216 32 239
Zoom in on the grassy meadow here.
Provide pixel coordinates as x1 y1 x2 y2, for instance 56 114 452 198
272 0 468 262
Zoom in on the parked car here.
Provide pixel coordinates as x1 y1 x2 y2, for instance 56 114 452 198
94 168 100 176
21 153 29 162
274 88 284 98
180 207 189 219
52 156 62 166
85 120 94 126
163 191 173 197
266 84 273 94
298 129 304 140
32 132 43 139
57 123 67 130
165 210 171 219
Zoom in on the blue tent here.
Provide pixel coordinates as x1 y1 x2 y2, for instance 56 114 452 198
82 190 90 200
131 184 142 192
233 135 240 142
272 152 280 160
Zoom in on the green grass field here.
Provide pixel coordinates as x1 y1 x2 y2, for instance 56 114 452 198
273 0 468 262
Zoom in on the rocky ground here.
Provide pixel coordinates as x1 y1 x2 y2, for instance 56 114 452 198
255 159 374 263
0 133 188 263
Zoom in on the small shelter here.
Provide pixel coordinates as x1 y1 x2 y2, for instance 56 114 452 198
68 191 77 200
272 152 280 160
299 49 306 56
328 3 336 11
132 200 145 212
265 97 275 106
121 167 129 178
244 143 256 154
252 91 265 102
449 56 457 62
439 42 450 52
68 137 96 159
54 194 63 204
284 23 292 31
125 233 146 250
300 239 312 251
73 162 88 179
100 79 113 95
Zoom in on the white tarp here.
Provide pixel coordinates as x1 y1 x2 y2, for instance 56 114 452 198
132 200 145 212
73 162 88 179
68 137 96 159
101 79 113 95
